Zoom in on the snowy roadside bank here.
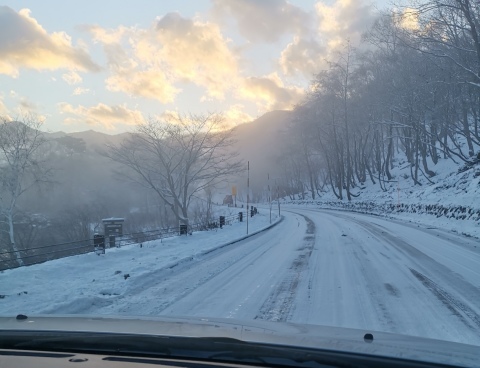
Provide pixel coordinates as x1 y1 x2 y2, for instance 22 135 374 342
280 157 480 239
0 212 281 315
282 200 480 239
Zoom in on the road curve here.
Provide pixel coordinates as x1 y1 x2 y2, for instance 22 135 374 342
93 208 480 346
286 208 480 346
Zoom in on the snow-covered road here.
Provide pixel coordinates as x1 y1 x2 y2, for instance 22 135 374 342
109 208 480 345
154 208 480 345
285 209 480 345
2 208 480 346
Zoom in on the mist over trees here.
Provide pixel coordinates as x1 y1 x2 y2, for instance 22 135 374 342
107 113 243 226
0 113 244 266
280 0 480 200
0 119 165 266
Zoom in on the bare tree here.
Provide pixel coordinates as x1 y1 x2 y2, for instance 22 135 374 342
0 116 52 266
412 0 480 87
407 0 480 156
107 113 243 226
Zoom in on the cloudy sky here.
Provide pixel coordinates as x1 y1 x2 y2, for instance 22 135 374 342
0 0 390 134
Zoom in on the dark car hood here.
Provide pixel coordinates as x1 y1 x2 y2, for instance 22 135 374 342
0 315 478 367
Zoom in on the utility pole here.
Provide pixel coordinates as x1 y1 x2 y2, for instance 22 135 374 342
247 161 249 235
397 176 400 211
268 173 271 224
277 185 280 216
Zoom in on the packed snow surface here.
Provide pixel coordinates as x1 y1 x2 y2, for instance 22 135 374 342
1 208 480 348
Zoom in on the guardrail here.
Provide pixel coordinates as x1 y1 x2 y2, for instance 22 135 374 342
0 211 248 272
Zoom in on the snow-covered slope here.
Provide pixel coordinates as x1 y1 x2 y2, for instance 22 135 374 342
284 152 480 238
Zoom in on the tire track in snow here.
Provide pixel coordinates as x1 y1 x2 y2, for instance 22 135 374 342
410 268 480 331
348 244 398 330
150 241 278 314
254 214 315 322
46 227 282 315
293 208 399 330
328 211 480 332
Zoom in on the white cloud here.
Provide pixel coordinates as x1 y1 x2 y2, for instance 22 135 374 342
277 0 378 79
13 97 47 121
19 97 37 112
1 92 46 121
86 24 128 45
0 6 100 77
224 104 254 126
238 73 304 111
106 68 179 104
211 0 310 43
153 13 239 99
280 37 327 78
155 109 181 122
59 102 144 130
85 12 239 103
73 87 90 95
157 105 253 128
315 0 377 50
62 71 82 85
84 24 180 103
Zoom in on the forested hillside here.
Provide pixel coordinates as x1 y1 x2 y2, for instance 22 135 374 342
276 2 480 202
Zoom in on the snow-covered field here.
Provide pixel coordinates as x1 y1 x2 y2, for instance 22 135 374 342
1 205 479 347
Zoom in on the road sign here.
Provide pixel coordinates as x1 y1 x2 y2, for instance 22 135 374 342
102 218 124 237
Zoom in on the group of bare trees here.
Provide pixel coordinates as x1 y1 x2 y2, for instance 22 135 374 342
107 113 242 226
280 0 480 200
0 112 242 267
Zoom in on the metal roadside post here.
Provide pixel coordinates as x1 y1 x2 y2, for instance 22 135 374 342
232 185 237 207
246 161 249 235
94 234 105 255
268 173 271 224
277 184 281 216
219 216 225 229
179 224 188 235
